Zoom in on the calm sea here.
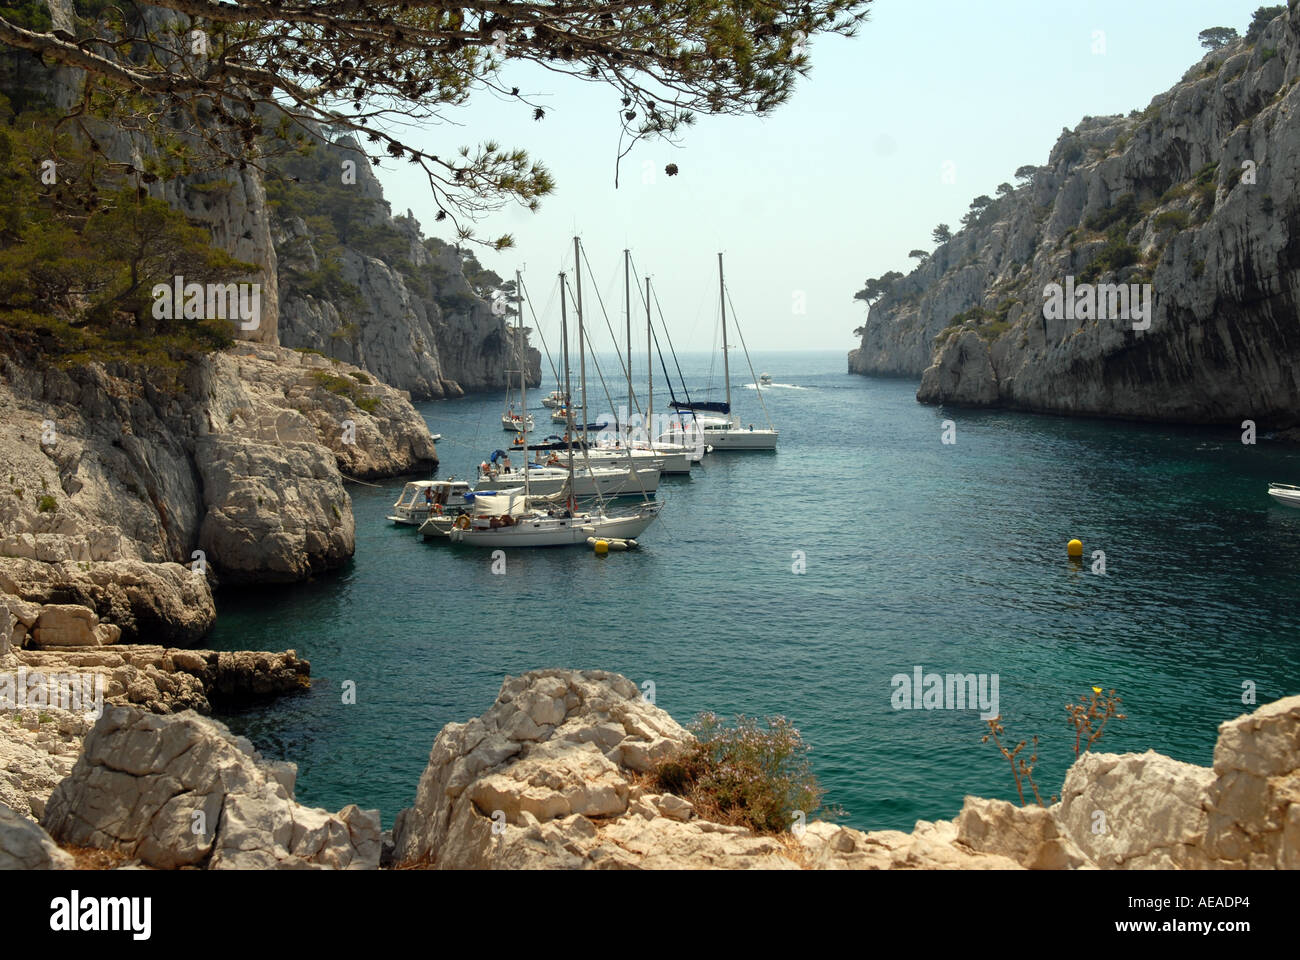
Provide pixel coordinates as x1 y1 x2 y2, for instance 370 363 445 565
208 349 1300 831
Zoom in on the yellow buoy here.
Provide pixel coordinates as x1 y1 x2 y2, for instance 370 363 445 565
593 539 609 555
1067 538 1083 559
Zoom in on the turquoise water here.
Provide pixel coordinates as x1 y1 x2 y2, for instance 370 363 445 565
208 350 1300 830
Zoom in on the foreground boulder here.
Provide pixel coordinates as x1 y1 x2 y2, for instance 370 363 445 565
42 706 379 869
0 801 72 870
390 669 1023 869
393 672 1300 870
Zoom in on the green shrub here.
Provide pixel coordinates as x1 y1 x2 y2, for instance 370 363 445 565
36 494 56 512
651 712 831 834
1080 239 1140 283
1085 193 1140 234
1153 210 1190 231
309 368 379 413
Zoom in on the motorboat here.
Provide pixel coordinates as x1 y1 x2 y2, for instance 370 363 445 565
759 372 772 385
1267 482 1300 508
388 479 473 526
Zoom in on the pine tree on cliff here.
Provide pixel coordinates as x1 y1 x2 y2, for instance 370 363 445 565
0 0 874 248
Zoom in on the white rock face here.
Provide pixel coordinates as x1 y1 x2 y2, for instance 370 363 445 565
0 801 73 870
273 138 541 399
918 329 999 405
0 707 92 820
955 796 1090 869
42 706 379 869
390 670 1028 869
1057 751 1215 868
1204 696 1300 868
0 343 437 633
854 10 1300 427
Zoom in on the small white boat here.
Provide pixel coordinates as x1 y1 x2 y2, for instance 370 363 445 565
502 409 534 432
551 405 582 423
759 372 772 385
1267 482 1300 508
447 492 663 547
388 479 473 526
540 391 567 409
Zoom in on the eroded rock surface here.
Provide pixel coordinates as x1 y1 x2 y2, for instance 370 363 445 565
42 706 379 869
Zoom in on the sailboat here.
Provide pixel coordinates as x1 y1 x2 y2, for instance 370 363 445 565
500 319 534 431
664 253 778 451
449 255 662 547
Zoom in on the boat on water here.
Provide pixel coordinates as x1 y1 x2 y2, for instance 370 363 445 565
539 390 567 409
450 245 662 548
388 479 473 526
502 408 534 432
447 492 663 547
1267 482 1300 508
476 452 660 497
759 372 772 385
665 253 778 451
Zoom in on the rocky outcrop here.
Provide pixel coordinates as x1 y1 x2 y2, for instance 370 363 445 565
851 8 1300 429
0 641 308 819
0 704 93 820
389 669 1027 869
0 341 437 634
272 139 542 399
5 3 535 387
0 801 73 869
392 670 1300 870
41 706 379 869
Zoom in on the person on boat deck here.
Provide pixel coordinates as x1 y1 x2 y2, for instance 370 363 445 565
479 460 489 476
502 455 512 471
423 487 433 506
748 424 754 431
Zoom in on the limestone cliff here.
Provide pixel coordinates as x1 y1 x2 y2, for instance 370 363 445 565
0 338 437 642
4 1 540 395
270 134 543 399
850 7 1300 426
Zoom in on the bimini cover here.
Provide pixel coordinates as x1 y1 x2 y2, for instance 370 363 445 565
468 492 529 516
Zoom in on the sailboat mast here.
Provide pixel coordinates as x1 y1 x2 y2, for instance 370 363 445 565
574 236 588 447
516 269 528 500
560 273 574 483
645 275 652 444
624 248 632 433
719 252 731 415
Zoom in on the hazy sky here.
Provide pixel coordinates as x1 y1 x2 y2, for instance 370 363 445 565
372 0 1267 352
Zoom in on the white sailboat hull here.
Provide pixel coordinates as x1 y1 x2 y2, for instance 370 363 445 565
449 504 662 547
476 465 660 498
705 424 779 450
